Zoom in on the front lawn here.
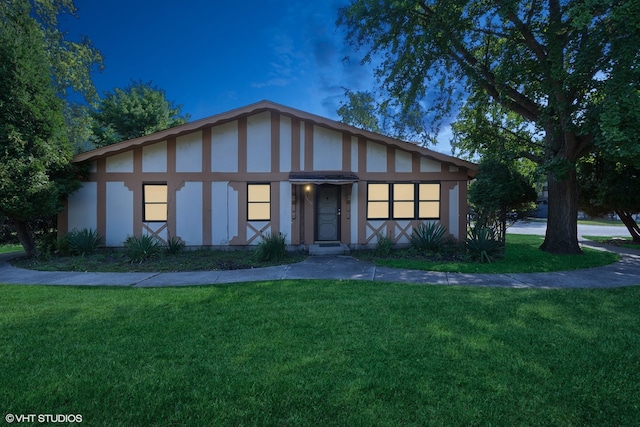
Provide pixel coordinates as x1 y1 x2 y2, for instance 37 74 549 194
355 234 620 274
0 244 22 254
1 282 639 426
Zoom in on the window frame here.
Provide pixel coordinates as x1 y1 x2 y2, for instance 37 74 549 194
366 182 441 220
143 183 168 222
247 183 271 221
417 182 441 220
392 183 416 220
366 183 390 220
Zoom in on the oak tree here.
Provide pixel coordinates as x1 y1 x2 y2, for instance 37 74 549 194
339 0 640 253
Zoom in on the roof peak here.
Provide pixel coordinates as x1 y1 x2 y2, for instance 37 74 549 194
73 100 476 175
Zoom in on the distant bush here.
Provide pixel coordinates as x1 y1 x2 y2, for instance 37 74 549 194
375 233 394 257
255 233 286 262
66 228 102 256
466 225 504 263
410 222 448 253
166 236 186 254
125 235 163 263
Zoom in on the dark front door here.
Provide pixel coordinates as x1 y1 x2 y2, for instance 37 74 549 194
316 185 340 241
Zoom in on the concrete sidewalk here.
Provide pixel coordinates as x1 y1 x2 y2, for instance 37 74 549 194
1 241 639 289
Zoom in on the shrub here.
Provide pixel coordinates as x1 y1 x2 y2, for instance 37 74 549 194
255 233 286 262
466 225 504 263
375 233 394 256
66 228 102 256
35 231 59 260
56 233 70 256
125 235 163 263
166 236 186 254
410 222 448 253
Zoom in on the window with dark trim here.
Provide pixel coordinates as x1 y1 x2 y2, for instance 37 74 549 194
393 183 415 219
143 184 168 222
367 182 441 220
247 183 271 221
367 183 390 219
418 183 440 219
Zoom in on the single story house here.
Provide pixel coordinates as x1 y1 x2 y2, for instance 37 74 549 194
58 100 477 250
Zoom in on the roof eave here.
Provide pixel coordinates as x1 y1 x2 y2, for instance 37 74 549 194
72 100 478 177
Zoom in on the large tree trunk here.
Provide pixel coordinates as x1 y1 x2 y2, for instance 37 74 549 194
12 219 36 257
540 169 583 254
616 210 640 242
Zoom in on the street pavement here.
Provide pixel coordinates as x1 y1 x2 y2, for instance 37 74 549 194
0 223 638 288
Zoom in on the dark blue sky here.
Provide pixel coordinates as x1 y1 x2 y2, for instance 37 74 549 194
64 0 369 120
63 0 453 153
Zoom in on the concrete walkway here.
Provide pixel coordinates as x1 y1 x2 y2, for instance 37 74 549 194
1 240 639 289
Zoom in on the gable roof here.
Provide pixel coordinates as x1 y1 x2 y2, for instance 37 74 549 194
73 100 477 178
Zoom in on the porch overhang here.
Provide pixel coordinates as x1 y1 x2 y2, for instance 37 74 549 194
288 172 359 185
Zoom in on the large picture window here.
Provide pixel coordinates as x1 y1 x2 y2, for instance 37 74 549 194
367 182 441 220
248 183 271 221
143 184 168 222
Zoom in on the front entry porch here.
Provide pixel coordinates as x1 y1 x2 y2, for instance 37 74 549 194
289 173 357 254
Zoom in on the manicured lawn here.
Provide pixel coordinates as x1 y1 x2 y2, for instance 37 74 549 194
1 282 639 426
0 244 22 254
357 234 620 274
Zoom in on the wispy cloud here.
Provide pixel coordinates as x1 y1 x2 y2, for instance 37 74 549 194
250 32 304 89
251 78 291 89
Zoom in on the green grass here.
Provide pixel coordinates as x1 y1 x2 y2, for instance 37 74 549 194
0 243 23 254
357 234 620 274
12 248 307 272
1 282 639 426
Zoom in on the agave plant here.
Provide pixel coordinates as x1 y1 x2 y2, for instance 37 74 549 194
410 222 448 253
66 228 102 256
166 236 186 254
466 225 504 263
124 234 163 263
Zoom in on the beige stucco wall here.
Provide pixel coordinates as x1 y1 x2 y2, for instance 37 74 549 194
61 108 472 248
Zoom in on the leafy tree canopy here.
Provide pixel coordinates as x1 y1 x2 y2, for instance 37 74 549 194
12 0 104 152
339 0 640 254
0 1 83 255
91 81 191 147
337 89 431 144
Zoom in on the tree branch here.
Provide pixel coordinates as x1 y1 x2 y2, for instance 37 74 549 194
496 0 549 65
416 1 542 122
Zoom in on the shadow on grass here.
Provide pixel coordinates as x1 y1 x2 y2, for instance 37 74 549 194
1 282 639 426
